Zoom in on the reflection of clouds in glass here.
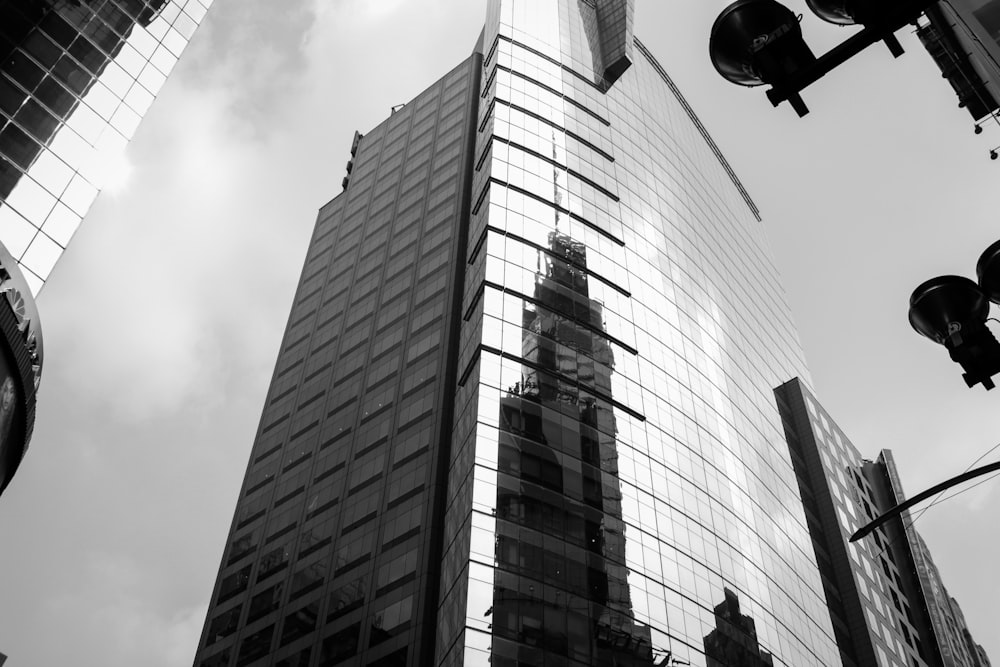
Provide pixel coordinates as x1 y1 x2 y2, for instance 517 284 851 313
89 144 132 193
0 0 212 292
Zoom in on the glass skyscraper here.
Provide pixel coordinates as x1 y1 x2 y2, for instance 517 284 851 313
193 1 848 665
0 0 212 500
0 0 212 293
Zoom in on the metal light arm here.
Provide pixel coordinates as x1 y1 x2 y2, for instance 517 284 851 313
766 0 940 115
849 459 1000 542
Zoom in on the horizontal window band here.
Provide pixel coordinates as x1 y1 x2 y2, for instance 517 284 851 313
498 137 620 203
227 546 256 566
392 445 429 471
264 522 298 545
404 345 440 369
478 97 496 134
355 436 389 460
457 348 482 388
301 261 328 286
360 401 395 424
298 536 332 559
495 64 610 127
255 563 289 585
244 477 273 497
309 222 337 250
467 225 489 268
348 473 383 495
483 32 501 71
314 460 347 483
475 144 491 173
253 442 282 463
296 284 323 307
303 362 333 384
282 332 310 354
332 364 364 386
463 281 486 321
343 311 374 334
495 98 614 162
275 359 304 380
498 34 604 93
288 308 318 331
482 279 638 356
341 511 378 535
326 396 358 419
289 420 320 442
289 579 324 601
401 377 436 401
304 243 333 266
382 526 421 551
483 225 631 298
375 572 417 598
273 486 304 508
236 509 265 530
333 554 370 578
396 411 433 436
481 65 498 100
260 412 289 436
363 371 399 396
269 386 296 406
471 178 492 216
478 343 646 422
297 391 326 411
283 452 313 473
387 484 425 510
487 177 625 246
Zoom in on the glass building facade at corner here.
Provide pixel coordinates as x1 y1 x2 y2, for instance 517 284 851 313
0 0 210 498
194 1 846 666
1 0 212 294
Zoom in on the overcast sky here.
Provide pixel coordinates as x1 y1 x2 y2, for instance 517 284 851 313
0 1 997 665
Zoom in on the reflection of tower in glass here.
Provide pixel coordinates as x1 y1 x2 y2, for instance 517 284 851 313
492 230 653 666
703 588 776 667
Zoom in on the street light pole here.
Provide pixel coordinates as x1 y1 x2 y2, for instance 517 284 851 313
849 459 1000 542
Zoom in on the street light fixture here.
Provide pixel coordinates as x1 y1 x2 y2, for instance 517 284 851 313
909 240 1000 389
849 458 1000 542
709 0 939 116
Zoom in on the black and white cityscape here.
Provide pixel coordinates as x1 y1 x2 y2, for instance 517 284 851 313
0 1 998 666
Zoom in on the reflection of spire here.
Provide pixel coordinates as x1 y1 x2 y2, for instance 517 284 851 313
492 232 654 666
552 131 561 229
703 588 776 667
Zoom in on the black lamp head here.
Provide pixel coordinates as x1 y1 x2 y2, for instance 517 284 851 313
976 239 1000 303
908 275 990 345
710 0 816 87
909 275 1000 389
806 0 861 25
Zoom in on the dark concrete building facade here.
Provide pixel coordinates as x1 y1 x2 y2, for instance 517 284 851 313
193 53 483 667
